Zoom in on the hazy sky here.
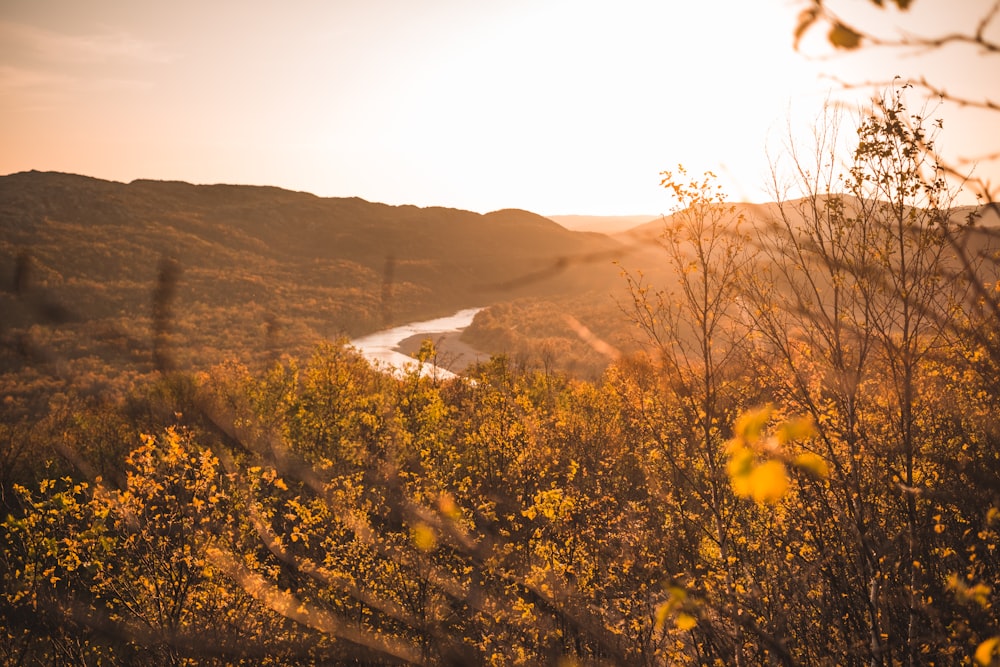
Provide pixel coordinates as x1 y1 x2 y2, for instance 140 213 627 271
1 1 997 215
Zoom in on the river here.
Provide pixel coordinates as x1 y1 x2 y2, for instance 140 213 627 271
350 307 485 380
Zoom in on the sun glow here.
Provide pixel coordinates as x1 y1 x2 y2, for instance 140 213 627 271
1 0 997 214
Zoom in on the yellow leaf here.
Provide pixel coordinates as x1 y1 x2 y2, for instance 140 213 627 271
828 22 862 49
975 636 1000 666
733 405 773 444
438 492 461 520
675 613 697 631
412 523 437 552
794 452 829 479
744 460 789 504
777 417 816 445
654 602 670 632
731 469 754 499
793 6 819 50
727 446 755 478
987 507 999 525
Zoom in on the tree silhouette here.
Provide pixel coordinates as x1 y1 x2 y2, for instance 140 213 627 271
792 0 1000 203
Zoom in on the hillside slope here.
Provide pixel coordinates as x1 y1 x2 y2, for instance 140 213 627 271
0 171 624 411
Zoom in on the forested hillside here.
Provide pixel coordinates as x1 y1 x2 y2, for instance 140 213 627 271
0 171 623 415
2 94 1000 665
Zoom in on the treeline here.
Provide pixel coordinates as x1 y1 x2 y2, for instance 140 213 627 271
2 90 1000 665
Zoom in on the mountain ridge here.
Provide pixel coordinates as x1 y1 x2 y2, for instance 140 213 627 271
0 171 626 412
5 171 996 414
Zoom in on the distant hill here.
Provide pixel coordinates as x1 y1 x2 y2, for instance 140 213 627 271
617 197 1000 242
4 172 995 414
0 171 625 411
547 214 659 234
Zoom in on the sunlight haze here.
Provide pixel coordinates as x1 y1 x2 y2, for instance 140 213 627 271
1 0 997 215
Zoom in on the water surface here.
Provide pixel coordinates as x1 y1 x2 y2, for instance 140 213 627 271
350 307 484 379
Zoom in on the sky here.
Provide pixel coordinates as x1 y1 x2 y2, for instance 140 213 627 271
1 0 997 216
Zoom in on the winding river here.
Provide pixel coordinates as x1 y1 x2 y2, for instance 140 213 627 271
350 307 485 379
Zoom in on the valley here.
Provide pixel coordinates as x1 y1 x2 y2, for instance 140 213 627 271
2 166 999 665
0 171 633 414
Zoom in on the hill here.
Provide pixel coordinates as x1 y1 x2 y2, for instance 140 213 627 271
547 214 659 234
617 197 1000 241
5 172 995 413
0 171 624 412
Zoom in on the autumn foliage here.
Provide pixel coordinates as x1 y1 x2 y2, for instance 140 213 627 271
2 91 999 665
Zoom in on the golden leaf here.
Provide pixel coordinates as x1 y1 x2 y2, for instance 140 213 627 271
733 405 773 444
412 522 437 552
975 636 1000 666
743 461 789 505
654 602 670 632
828 23 862 49
793 452 829 479
675 613 697 631
794 7 819 50
777 417 816 445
